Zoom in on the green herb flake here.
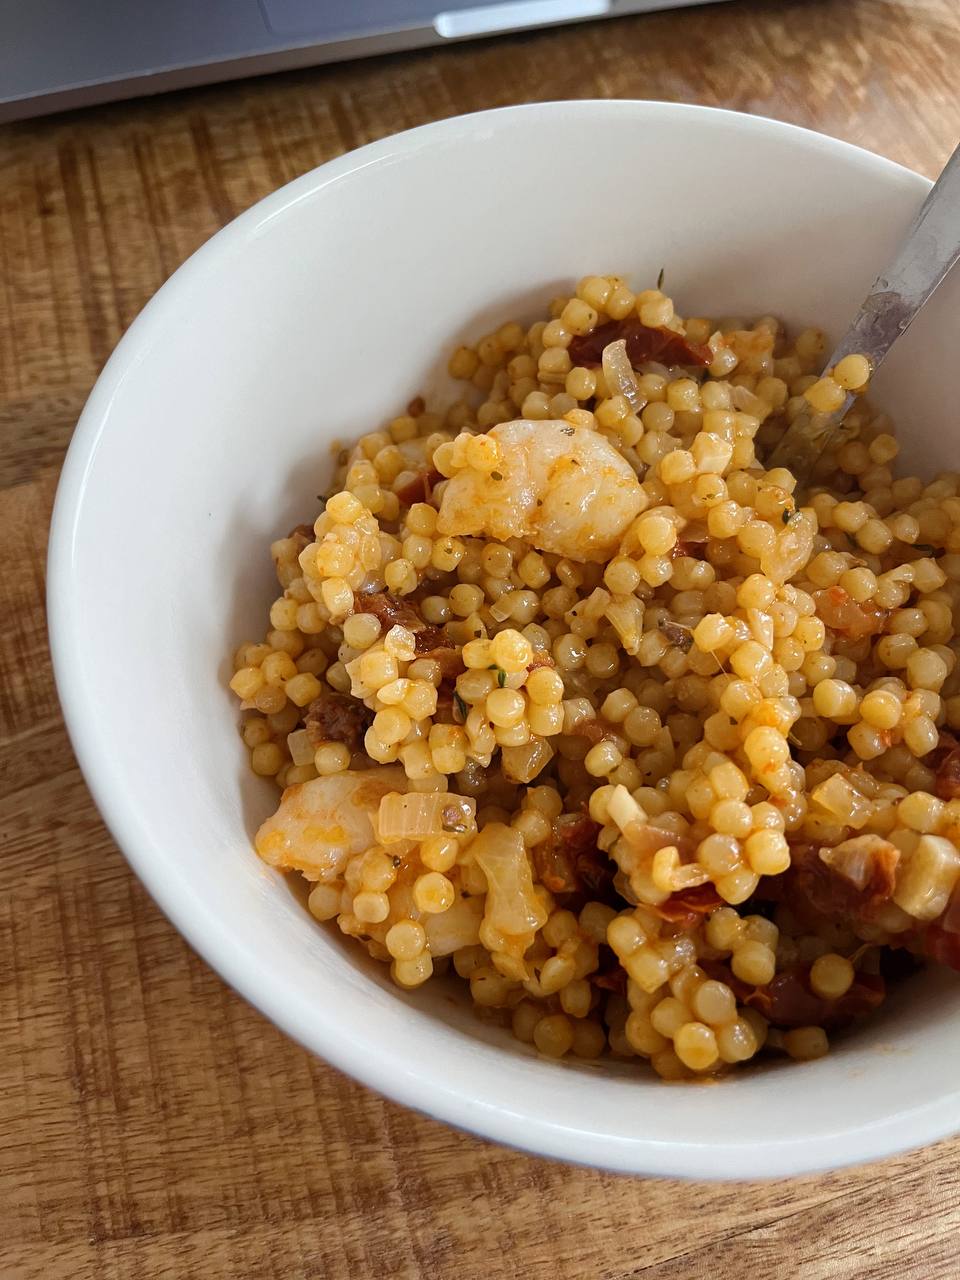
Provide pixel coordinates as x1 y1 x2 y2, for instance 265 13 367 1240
656 266 665 290
497 667 507 687
781 508 796 525
454 692 468 722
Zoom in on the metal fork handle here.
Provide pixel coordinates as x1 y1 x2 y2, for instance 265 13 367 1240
768 139 960 477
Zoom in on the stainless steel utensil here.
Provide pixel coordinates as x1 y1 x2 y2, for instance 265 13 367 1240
768 141 960 479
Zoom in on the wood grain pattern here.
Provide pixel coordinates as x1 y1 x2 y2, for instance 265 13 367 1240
3 1 960 1275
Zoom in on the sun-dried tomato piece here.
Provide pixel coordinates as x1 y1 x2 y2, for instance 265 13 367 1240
786 837 898 925
416 624 464 690
745 968 885 1029
304 691 372 753
594 967 627 995
918 923 960 970
658 619 694 652
355 591 422 631
394 467 442 507
651 884 722 930
533 813 609 899
354 593 459 663
569 717 609 745
934 743 960 800
568 319 712 369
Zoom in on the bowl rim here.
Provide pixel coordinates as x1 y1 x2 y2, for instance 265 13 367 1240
47 98 946 1179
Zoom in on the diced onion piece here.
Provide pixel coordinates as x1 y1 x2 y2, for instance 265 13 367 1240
601 338 646 416
819 834 898 890
287 729 316 767
607 595 645 656
893 834 960 922
731 383 770 420
761 510 816 584
747 607 774 650
811 774 874 830
375 791 476 844
501 736 555 784
470 823 548 939
607 784 645 833
622 822 694 860
763 512 815 585
672 862 711 890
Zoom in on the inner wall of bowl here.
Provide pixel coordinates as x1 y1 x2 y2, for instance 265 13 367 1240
67 103 960 1161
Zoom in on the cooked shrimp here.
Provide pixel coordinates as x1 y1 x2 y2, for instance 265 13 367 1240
435 419 643 563
255 767 405 881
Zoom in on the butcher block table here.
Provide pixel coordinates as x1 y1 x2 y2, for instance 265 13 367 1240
4 0 960 1275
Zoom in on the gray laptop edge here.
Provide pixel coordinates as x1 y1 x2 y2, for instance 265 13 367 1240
0 0 723 123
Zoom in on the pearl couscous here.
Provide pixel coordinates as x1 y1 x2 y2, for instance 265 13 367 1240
230 275 960 1079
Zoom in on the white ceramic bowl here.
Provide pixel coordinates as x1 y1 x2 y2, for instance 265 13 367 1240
49 100 960 1179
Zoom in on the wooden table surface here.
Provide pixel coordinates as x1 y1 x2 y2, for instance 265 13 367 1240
4 0 960 1275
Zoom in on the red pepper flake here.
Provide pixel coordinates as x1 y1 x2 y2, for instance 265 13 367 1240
567 319 712 370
